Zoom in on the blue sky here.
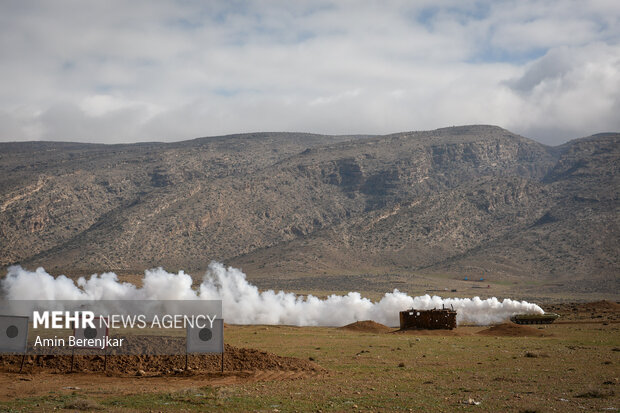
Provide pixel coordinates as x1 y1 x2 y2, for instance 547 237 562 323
0 0 619 145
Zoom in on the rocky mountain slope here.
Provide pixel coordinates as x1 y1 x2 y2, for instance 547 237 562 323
0 126 618 294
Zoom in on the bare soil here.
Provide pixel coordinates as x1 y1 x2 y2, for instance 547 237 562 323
476 322 551 337
0 344 323 377
392 328 467 336
545 300 620 322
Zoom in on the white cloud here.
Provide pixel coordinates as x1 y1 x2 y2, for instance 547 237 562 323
505 43 620 140
0 0 618 145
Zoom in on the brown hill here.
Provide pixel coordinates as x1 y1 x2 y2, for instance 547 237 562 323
0 125 618 295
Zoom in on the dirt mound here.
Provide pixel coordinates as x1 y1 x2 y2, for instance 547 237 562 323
0 344 323 376
338 320 393 333
477 323 551 337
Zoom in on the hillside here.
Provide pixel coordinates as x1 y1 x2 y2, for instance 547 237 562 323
0 126 618 296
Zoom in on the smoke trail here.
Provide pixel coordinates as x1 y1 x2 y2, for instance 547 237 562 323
1 263 543 326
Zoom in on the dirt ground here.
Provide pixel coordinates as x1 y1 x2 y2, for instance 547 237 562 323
0 301 618 412
546 300 620 322
1 344 322 376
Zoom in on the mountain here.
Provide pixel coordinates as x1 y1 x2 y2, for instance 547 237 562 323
0 126 618 295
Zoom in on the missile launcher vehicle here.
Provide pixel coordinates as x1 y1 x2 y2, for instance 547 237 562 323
510 313 560 324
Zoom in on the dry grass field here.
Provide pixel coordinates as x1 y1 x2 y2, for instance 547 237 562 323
0 302 618 412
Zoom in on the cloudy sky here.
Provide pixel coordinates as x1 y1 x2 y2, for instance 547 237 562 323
1 1 619 145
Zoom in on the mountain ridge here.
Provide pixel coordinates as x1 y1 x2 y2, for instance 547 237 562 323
0 125 618 296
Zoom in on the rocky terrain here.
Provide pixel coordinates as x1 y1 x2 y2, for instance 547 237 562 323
0 125 618 295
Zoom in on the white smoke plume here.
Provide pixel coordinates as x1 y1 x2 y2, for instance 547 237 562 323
1 262 543 326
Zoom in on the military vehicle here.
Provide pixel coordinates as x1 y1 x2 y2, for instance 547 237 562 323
510 313 560 324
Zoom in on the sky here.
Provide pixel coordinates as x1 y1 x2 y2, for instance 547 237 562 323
0 1 619 145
